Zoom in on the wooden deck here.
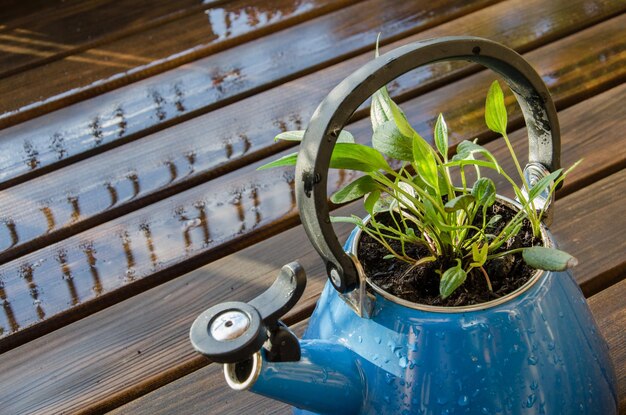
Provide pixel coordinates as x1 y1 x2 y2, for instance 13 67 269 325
0 1 624 413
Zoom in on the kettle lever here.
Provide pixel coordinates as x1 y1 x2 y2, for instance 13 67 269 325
190 262 306 363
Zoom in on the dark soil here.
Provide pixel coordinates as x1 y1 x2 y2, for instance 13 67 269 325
358 203 542 307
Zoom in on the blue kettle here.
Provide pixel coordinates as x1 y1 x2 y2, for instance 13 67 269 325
190 37 618 414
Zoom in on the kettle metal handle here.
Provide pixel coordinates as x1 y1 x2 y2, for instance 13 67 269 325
295 36 560 293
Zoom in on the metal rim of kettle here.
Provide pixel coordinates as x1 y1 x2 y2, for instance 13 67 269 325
294 36 561 294
349 195 554 313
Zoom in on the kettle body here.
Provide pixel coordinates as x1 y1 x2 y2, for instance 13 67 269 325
291 227 618 414
189 37 618 415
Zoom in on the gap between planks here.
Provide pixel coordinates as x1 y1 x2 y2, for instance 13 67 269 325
0 87 624 414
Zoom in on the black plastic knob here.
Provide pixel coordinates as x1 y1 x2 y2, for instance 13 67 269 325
190 301 266 363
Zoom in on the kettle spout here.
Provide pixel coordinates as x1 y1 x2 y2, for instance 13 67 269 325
224 340 363 414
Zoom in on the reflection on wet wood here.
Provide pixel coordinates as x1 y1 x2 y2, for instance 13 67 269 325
0 18 624 349
0 0 501 184
0 136 622 414
0 0 363 127
0 0 225 78
0 1 622 270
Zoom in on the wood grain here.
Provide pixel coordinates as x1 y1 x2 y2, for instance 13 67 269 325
0 2 622 270
1 17 624 351
0 0 227 79
0 0 475 128
0 0 502 186
0 87 623 414
589 278 626 414
115 276 626 414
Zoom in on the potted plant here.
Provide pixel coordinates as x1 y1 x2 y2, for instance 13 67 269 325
260 77 579 307
190 37 618 415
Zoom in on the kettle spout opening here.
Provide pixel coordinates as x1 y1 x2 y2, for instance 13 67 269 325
223 341 364 414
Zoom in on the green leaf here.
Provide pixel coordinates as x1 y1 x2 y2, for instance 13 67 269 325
412 133 439 190
395 181 416 209
274 129 354 143
330 143 390 172
373 194 395 213
444 194 475 212
330 215 363 226
527 169 563 202
370 87 394 132
330 175 378 204
522 246 578 271
471 243 488 267
372 121 413 161
364 190 381 215
440 259 467 299
370 85 416 138
472 177 497 207
257 152 298 170
390 100 414 138
452 141 500 169
485 80 508 135
383 254 395 260
486 214 502 228
434 113 448 159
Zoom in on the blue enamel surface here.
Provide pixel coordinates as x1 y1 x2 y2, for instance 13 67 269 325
262 227 617 414
251 341 363 415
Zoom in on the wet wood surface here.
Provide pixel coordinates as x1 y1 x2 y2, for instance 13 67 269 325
0 0 228 78
0 0 365 126
1 9 624 351
0 0 621 267
0 1 623 414
0 0 502 187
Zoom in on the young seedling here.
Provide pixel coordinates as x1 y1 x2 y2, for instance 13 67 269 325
260 73 578 300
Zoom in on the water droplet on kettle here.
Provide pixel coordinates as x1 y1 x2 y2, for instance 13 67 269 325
526 393 537 408
374 336 381 344
399 357 408 368
358 335 362 343
458 395 469 406
528 356 538 365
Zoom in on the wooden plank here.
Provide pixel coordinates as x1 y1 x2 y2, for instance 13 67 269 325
0 16 624 350
589 278 626 413
0 2 621 267
0 0 365 126
0 0 226 78
115 277 626 414
0 0 501 185
0 87 623 415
